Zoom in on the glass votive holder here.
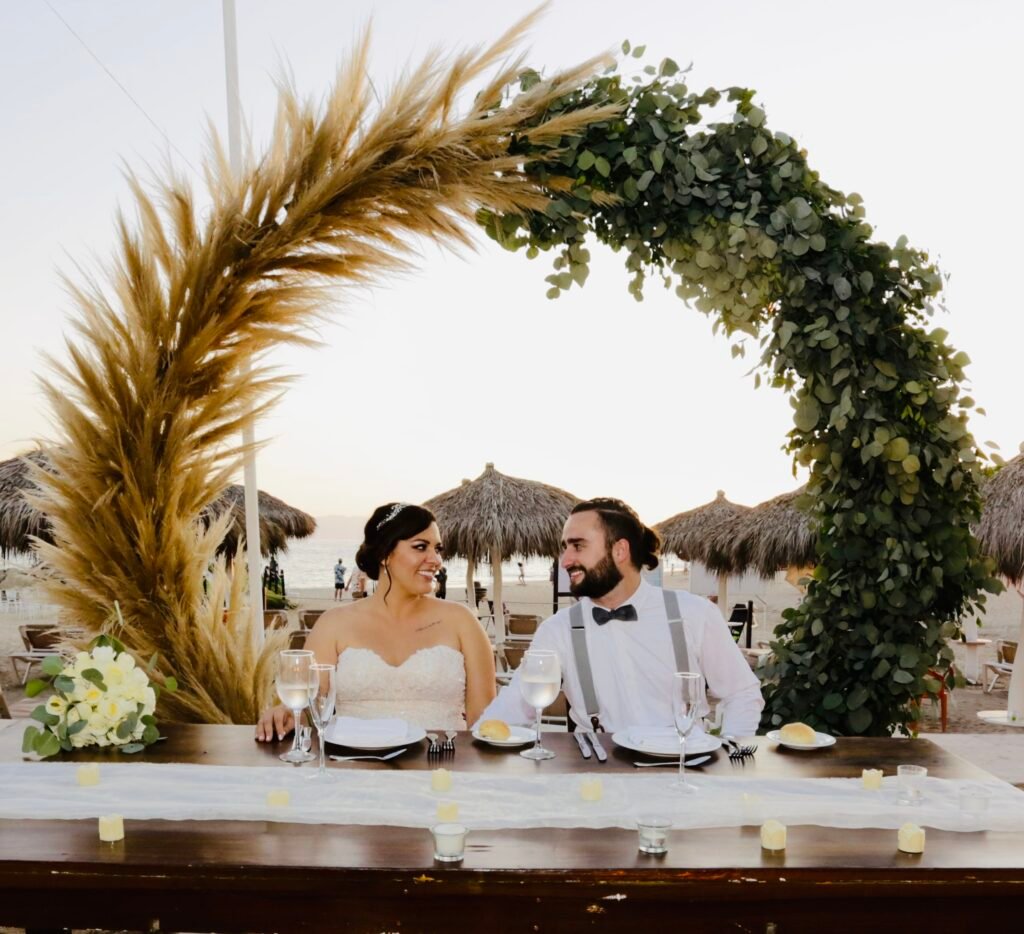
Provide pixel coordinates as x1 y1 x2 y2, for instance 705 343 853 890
636 816 671 855
431 822 467 862
897 765 927 806
958 784 993 822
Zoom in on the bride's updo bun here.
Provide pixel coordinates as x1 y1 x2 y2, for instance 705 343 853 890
355 503 437 580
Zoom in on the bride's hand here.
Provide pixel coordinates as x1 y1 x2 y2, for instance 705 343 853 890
255 704 295 742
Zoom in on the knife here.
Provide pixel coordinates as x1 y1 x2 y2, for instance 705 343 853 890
584 731 608 763
573 732 592 759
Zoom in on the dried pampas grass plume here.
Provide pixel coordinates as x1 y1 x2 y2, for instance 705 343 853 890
28 11 618 722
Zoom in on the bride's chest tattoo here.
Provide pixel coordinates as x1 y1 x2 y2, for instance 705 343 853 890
415 619 441 633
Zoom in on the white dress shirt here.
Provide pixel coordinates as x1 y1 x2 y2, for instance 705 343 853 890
479 581 764 735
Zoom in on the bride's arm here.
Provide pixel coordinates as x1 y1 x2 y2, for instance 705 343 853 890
255 611 344 741
458 609 497 726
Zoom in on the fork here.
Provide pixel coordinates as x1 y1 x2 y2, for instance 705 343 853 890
329 748 407 762
723 735 757 759
444 730 457 754
426 732 440 755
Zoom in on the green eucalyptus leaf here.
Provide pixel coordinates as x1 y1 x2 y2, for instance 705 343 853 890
40 656 65 677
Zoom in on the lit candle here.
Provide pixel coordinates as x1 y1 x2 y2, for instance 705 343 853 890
580 778 603 802
862 768 883 790
898 822 925 853
98 814 124 842
436 801 459 822
760 819 787 851
266 789 291 807
431 768 453 792
76 764 100 786
431 822 467 861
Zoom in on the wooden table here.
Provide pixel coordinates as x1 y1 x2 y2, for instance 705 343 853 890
1 723 1022 932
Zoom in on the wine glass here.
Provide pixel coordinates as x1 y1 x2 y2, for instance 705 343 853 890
518 649 561 761
672 672 704 793
277 649 316 764
306 663 336 780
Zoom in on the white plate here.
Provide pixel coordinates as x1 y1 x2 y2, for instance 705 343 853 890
766 729 837 750
611 729 722 758
324 720 427 750
471 725 537 747
976 710 1024 728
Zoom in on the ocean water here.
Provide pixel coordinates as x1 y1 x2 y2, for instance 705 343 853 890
276 534 557 591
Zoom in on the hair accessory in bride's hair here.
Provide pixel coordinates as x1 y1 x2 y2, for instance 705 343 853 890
376 503 408 531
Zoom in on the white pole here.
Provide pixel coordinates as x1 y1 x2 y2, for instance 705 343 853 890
222 0 264 652
466 558 475 607
491 545 506 645
1008 591 1024 723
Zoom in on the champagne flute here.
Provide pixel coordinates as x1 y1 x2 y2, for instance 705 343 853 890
306 663 336 780
277 649 316 764
672 672 703 793
518 649 561 761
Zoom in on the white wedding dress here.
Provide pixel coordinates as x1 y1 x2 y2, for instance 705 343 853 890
335 645 467 730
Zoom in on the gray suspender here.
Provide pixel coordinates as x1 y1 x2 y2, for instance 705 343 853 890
568 589 690 730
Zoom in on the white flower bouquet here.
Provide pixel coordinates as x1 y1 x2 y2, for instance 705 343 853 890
22 633 176 758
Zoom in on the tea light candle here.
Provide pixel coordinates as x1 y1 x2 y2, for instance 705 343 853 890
431 768 453 792
580 778 603 802
898 822 925 853
98 814 124 842
862 768 883 790
266 789 291 807
76 764 100 786
431 822 467 862
760 819 787 851
636 816 671 855
436 801 460 822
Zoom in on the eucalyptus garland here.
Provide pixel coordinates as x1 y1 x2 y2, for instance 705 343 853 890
481 48 1002 735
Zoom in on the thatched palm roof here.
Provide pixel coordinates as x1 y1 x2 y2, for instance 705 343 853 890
0 452 315 558
423 463 579 561
975 452 1024 584
655 491 751 566
705 486 818 578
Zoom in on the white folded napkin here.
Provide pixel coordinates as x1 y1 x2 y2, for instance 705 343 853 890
629 726 708 750
327 716 408 747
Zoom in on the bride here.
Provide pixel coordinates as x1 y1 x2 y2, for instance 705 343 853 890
256 503 495 739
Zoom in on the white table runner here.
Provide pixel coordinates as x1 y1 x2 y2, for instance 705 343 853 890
4 762 1024 832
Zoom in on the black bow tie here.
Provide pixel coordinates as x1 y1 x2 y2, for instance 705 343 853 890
592 604 638 625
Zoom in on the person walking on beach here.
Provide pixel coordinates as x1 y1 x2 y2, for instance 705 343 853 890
435 566 448 599
517 561 526 585
333 558 347 601
478 497 763 735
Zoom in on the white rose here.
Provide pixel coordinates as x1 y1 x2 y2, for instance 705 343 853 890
74 701 92 720
128 668 149 688
92 645 116 664
70 652 92 676
69 730 90 748
113 652 137 673
102 663 126 687
141 687 157 713
45 695 68 716
101 698 125 722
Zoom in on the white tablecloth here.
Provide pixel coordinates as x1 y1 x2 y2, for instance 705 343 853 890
3 762 1024 832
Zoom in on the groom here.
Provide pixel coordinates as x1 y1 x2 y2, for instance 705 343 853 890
478 497 764 735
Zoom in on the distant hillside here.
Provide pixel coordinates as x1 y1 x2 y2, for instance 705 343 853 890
312 515 367 539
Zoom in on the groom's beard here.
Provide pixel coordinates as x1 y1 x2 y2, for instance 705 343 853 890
567 548 623 599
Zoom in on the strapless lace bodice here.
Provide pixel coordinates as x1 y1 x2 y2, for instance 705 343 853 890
335 645 466 730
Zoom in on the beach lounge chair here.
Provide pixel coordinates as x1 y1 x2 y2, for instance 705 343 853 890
506 614 539 641
298 609 325 630
984 640 1017 693
263 610 288 631
8 624 62 685
287 630 308 651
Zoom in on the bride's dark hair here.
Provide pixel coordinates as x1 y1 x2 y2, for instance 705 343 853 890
355 503 437 591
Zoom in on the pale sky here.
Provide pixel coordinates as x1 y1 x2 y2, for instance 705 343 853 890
1 0 1021 526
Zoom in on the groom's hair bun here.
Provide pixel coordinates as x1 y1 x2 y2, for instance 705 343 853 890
356 503 436 580
571 497 660 571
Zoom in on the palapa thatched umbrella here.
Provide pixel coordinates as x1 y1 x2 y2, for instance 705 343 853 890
655 490 752 610
0 452 315 559
424 463 579 642
976 452 1024 585
975 451 1024 721
705 487 818 580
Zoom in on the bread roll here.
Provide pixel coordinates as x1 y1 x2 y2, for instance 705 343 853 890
779 722 817 745
478 719 511 741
